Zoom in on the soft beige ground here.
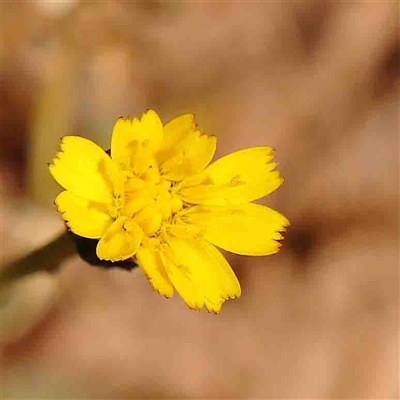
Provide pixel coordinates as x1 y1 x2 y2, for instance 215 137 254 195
1 1 399 398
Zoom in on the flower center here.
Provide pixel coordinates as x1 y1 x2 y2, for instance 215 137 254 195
118 165 184 238
108 194 125 219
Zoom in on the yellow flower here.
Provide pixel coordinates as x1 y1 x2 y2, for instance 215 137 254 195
49 110 289 312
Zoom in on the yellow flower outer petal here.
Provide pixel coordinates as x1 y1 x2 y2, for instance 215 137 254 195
49 136 121 203
111 110 163 175
177 146 283 206
180 203 289 256
97 217 143 262
55 191 113 239
157 113 196 165
136 245 174 298
159 130 216 181
160 238 241 312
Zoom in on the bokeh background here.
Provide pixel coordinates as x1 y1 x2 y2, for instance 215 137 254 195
1 1 399 399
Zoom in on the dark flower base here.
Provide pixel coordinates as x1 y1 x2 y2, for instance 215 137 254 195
69 232 138 271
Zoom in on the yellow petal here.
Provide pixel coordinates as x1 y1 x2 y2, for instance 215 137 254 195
157 113 195 164
136 245 173 298
177 147 283 205
110 117 132 166
55 191 113 239
123 181 157 217
97 217 143 262
159 130 216 181
133 203 163 236
181 203 289 256
49 136 120 203
160 238 241 312
111 110 163 175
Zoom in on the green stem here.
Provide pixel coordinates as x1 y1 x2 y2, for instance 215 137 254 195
0 232 75 287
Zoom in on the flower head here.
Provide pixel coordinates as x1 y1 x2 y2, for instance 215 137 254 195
49 110 289 312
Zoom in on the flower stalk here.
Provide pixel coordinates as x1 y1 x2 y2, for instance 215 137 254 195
0 232 75 288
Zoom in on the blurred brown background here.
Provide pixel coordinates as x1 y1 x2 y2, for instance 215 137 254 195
0 1 399 399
